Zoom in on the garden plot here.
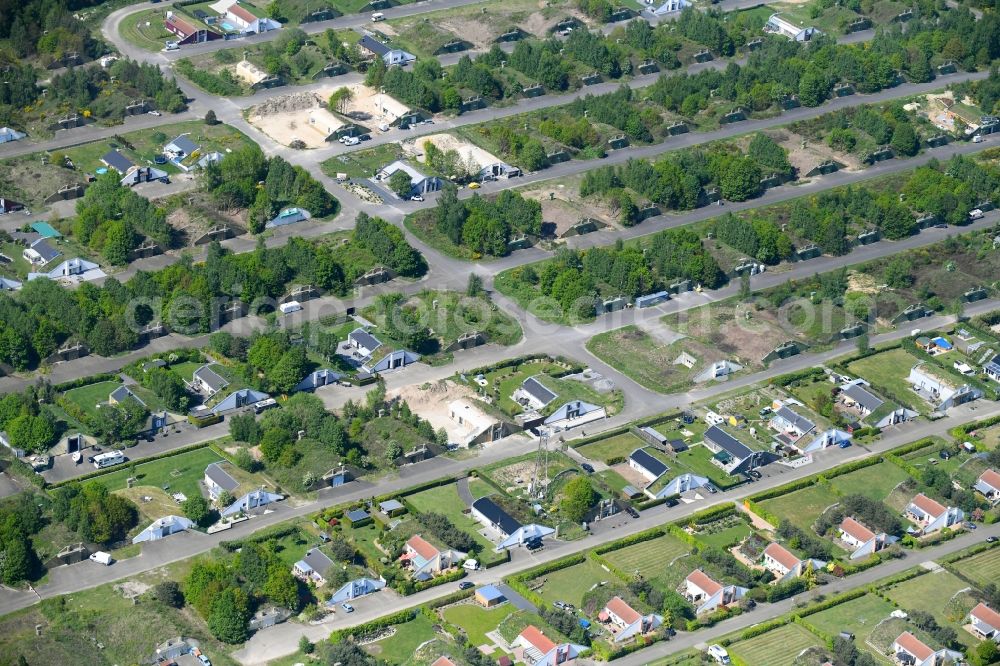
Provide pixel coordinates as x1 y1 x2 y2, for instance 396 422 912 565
728 622 824 666
952 547 1000 589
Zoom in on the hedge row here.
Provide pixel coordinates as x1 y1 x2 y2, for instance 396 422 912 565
220 523 301 551
635 494 677 511
768 366 827 388
328 608 417 643
54 372 118 392
411 567 466 594
592 526 665 555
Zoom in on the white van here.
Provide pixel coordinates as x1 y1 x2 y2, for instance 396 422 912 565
463 559 479 571
378 122 390 132
969 208 985 220
93 451 125 469
89 551 113 566
344 136 360 146
371 12 385 21
707 645 731 664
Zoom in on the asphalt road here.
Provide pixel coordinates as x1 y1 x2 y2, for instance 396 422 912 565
227 400 1000 664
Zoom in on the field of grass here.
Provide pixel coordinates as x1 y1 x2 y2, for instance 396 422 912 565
846 349 926 413
532 559 611 609
442 603 517 647
586 327 722 394
758 483 839 533
63 381 122 419
323 143 405 180
884 571 973 634
696 523 752 550
804 594 895 645
364 613 437 662
828 461 913 499
119 7 174 52
603 533 691 578
577 432 643 464
728 622 824 666
87 446 224 500
951 547 1000 588
405 484 505 564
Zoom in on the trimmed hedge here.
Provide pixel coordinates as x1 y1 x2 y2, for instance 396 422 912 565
411 567 466 594
220 523 301 551
328 608 417 643
593 527 666 555
54 373 118 392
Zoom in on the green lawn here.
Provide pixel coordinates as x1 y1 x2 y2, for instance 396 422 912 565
442 603 516 647
405 484 505 565
884 570 974 637
577 432 643 464
119 7 174 52
804 594 895 645
364 613 437 663
829 461 913 499
603 534 691 578
696 523 753 550
323 143 406 180
86 446 223 500
847 349 927 413
758 483 838 532
952 547 1000 588
532 559 611 609
586 327 720 394
166 360 203 383
728 622 824 666
63 381 121 419
595 469 632 494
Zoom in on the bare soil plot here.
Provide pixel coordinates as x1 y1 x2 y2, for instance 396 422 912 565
773 128 863 174
519 181 618 237
664 301 801 368
388 379 480 443
404 133 503 172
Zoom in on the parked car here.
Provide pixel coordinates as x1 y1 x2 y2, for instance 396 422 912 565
468 182 480 189
838 440 851 449
939 450 952 460
148 110 161 116
198 656 211 666
344 136 360 146
987 536 997 543
410 194 424 202
626 506 640 518
965 522 978 530
359 134 371 141
458 581 474 590
553 601 568 610
342 603 354 612
581 463 595 474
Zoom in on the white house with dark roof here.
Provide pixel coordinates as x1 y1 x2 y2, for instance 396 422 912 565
974 469 1000 504
839 516 893 560
651 473 713 500
293 547 334 585
164 134 199 158
347 328 382 357
840 380 884 417
543 400 606 430
514 376 558 410
905 493 964 535
892 631 964 666
357 34 416 66
108 385 145 407
30 257 104 283
204 462 239 501
969 603 1000 641
101 149 134 174
683 569 747 614
22 238 61 266
769 404 815 442
191 364 229 396
471 496 521 539
628 448 668 483
704 425 775 476
761 542 825 582
600 596 663 643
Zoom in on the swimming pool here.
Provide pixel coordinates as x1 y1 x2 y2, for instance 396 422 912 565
221 21 236 31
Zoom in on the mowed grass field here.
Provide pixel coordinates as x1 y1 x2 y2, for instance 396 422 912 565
758 483 838 532
884 570 972 634
847 349 927 413
404 484 505 564
952 547 1000 588
603 534 691 578
532 559 611 609
442 603 517 648
804 594 895 645
728 622 824 666
89 446 223 500
577 432 644 464
829 461 913 499
63 381 121 419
